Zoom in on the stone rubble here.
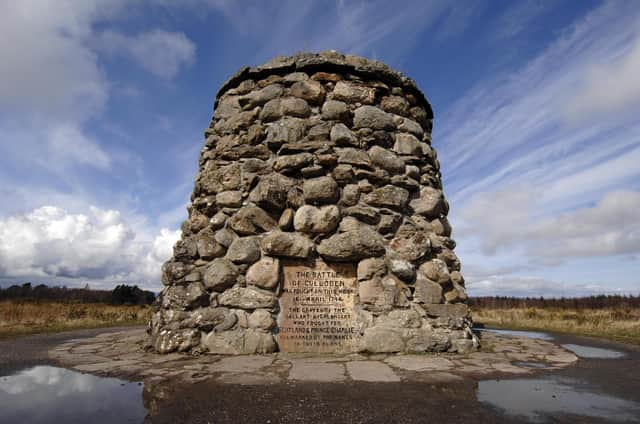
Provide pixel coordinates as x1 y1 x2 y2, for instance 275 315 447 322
150 51 477 355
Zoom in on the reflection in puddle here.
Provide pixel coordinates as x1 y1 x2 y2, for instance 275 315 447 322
481 328 554 341
0 366 146 424
561 344 625 359
478 376 640 422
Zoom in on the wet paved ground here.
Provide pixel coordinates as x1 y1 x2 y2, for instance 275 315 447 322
46 328 578 384
1 327 639 423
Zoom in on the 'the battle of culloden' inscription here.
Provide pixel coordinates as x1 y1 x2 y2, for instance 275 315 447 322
277 258 361 353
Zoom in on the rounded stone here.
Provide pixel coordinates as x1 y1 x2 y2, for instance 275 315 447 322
218 286 277 309
290 80 326 105
321 100 351 122
317 225 385 262
248 309 276 330
413 272 443 304
225 236 261 264
293 205 341 234
278 208 294 230
302 176 340 204
368 146 405 174
410 187 445 219
332 81 376 104
380 95 410 116
388 259 416 282
419 259 450 285
330 123 358 146
203 258 239 291
246 257 281 289
353 106 395 130
260 231 314 258
389 222 431 261
362 185 409 210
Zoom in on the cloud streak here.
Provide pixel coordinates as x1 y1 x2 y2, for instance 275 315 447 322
435 2 640 294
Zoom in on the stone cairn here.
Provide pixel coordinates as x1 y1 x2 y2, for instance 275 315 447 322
149 52 478 355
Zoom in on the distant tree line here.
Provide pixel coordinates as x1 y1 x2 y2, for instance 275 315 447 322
0 283 155 306
469 295 640 310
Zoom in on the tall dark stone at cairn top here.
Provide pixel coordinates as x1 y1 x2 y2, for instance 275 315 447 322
149 51 478 355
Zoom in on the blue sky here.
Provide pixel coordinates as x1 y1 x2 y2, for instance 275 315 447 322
0 0 638 296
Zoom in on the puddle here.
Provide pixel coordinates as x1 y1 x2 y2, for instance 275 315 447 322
478 376 640 422
561 344 625 359
481 328 554 341
0 366 146 424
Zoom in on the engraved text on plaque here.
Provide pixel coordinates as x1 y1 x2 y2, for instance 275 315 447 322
277 259 360 353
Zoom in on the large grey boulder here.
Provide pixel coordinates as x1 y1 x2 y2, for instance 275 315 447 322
202 329 276 354
413 273 443 304
225 236 261 264
410 187 445 218
152 329 201 354
161 283 208 310
249 174 295 212
260 231 314 258
290 79 326 105
362 185 409 210
419 259 450 285
246 257 281 289
203 258 239 291
332 81 376 104
293 205 341 234
330 123 358 146
353 106 395 130
368 146 405 174
302 176 340 204
362 327 404 353
218 286 277 309
317 225 385 261
321 99 350 122
228 205 277 235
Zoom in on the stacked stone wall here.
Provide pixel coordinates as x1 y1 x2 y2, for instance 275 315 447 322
149 52 478 355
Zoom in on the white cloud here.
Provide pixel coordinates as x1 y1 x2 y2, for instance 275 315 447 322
458 189 640 261
46 123 112 171
98 29 196 79
0 206 179 289
0 0 117 120
564 37 640 122
466 274 619 298
529 190 640 258
458 188 536 254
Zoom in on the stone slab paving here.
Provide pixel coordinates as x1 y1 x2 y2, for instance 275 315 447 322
384 355 454 371
289 361 346 382
48 328 579 385
346 361 401 382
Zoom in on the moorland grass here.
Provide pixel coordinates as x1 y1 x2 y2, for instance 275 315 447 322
0 300 151 338
473 306 640 345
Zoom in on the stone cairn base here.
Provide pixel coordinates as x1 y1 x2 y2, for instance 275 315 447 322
149 52 478 355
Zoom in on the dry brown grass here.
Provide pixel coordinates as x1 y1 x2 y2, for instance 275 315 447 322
0 300 151 338
473 306 640 345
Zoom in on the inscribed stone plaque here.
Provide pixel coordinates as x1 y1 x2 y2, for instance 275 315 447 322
277 258 360 353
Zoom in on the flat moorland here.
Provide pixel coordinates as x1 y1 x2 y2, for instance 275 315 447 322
0 300 151 338
471 295 640 345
